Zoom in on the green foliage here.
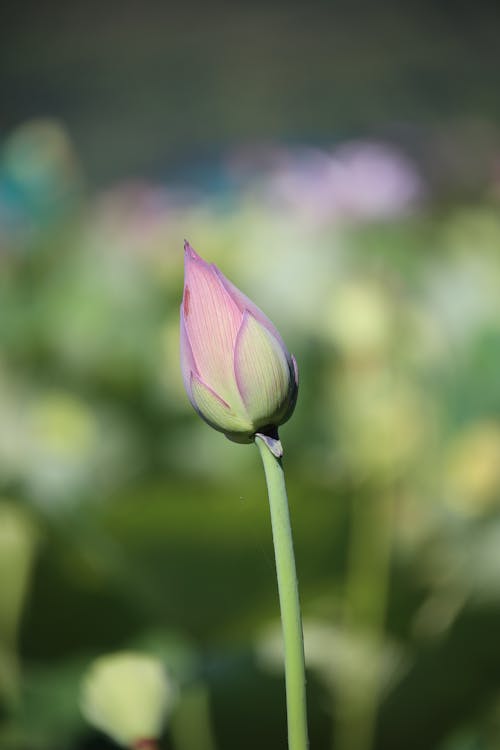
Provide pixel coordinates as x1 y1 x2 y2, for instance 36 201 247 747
2 117 500 749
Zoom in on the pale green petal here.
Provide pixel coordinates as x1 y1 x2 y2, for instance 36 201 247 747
191 374 252 434
234 313 291 426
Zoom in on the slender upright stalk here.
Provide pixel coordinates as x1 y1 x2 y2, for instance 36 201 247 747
256 435 309 750
169 684 217 750
336 490 395 750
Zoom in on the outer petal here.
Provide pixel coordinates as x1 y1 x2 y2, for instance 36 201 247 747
234 312 291 426
279 353 299 425
190 373 253 434
179 310 197 402
183 243 243 402
214 267 288 351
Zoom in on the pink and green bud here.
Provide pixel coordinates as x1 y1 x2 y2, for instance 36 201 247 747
180 242 298 455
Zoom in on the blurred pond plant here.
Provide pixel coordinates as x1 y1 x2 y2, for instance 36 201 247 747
0 502 38 709
80 652 176 749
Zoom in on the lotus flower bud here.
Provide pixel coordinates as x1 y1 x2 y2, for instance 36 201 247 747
80 652 176 748
180 242 298 455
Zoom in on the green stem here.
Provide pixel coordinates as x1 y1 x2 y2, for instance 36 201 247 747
335 490 395 750
256 435 309 750
169 684 217 750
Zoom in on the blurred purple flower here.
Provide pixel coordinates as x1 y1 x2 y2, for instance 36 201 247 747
230 141 423 224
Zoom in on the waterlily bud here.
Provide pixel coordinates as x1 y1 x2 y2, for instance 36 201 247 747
180 242 298 455
80 652 176 748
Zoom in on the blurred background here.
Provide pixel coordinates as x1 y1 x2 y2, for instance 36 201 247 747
1 1 500 748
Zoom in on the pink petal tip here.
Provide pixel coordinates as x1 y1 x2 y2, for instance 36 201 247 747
184 240 202 262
